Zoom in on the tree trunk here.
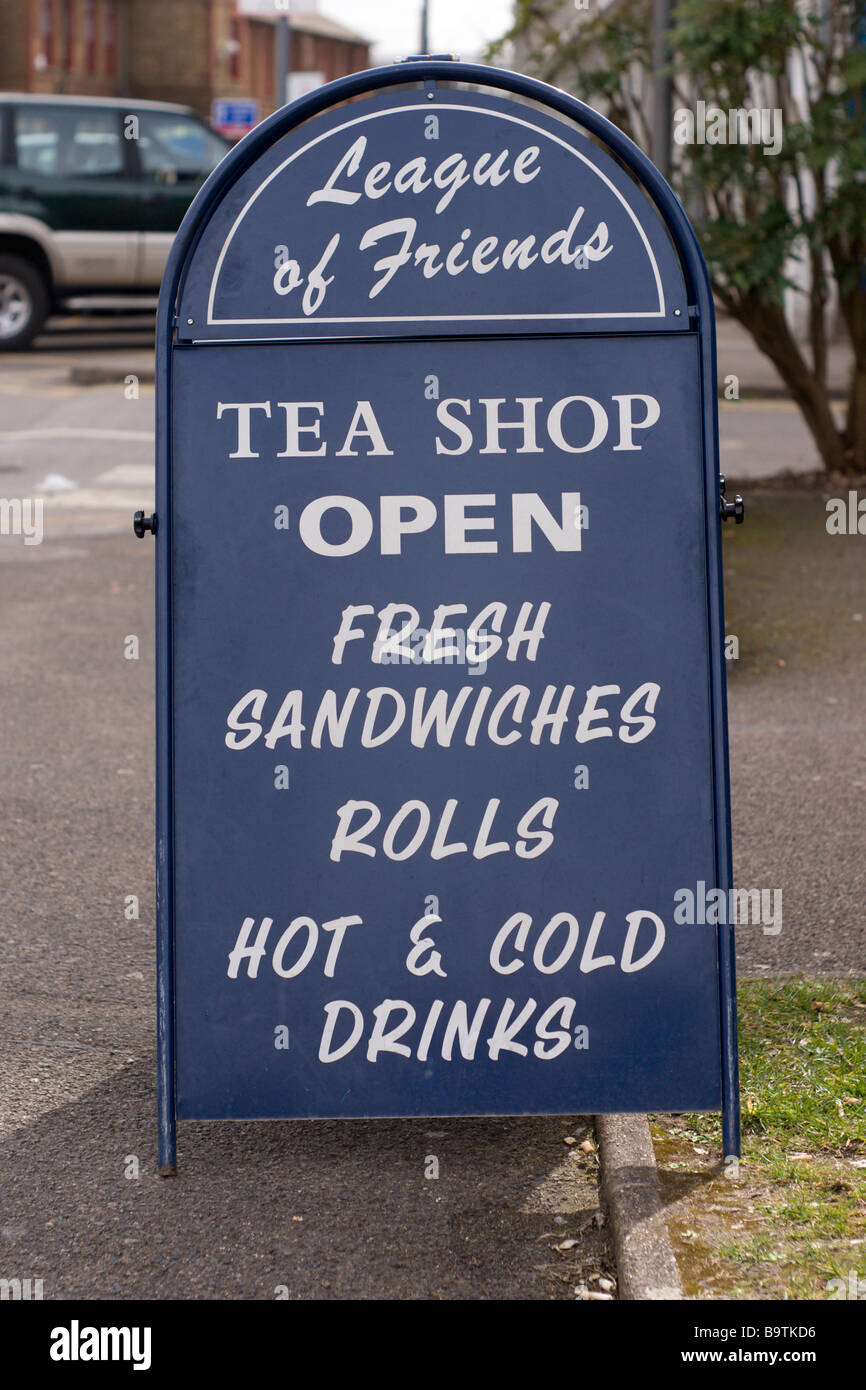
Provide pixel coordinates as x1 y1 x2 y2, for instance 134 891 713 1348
845 359 866 473
836 276 866 475
730 295 849 475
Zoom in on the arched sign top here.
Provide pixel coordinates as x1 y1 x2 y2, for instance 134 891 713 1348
176 83 690 340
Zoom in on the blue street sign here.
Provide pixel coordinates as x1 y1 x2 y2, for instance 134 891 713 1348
150 60 740 1175
211 98 260 138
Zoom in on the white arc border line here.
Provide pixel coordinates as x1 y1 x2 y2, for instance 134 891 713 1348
205 102 668 326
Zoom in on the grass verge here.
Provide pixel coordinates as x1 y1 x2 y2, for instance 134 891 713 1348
652 977 866 1299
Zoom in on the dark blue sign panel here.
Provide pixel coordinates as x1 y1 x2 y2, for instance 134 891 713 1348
155 63 738 1171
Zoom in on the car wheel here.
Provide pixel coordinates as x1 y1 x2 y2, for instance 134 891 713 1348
0 255 49 350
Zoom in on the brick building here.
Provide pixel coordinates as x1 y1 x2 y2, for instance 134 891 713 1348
0 1 371 119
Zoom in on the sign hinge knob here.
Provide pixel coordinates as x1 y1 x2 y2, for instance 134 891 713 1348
133 510 158 538
719 475 744 524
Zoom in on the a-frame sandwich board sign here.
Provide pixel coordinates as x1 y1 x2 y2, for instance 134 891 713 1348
145 58 741 1175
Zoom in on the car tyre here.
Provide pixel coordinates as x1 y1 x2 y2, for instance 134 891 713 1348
0 255 49 350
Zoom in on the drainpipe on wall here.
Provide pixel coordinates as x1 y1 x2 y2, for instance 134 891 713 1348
274 13 292 110
117 0 131 96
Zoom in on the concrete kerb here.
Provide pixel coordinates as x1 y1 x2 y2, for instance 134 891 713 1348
595 1113 683 1300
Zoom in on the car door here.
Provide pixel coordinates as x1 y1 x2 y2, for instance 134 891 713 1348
9 103 142 288
132 109 230 289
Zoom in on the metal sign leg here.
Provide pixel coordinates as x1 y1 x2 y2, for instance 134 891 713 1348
719 922 741 1162
157 955 177 1176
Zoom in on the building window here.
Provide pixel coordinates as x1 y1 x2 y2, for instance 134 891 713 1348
229 18 241 80
103 0 117 76
84 0 96 74
62 0 75 72
40 0 54 66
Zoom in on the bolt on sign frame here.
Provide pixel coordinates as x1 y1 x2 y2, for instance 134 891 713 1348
153 60 740 1175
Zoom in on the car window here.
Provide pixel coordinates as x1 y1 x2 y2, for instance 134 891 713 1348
15 105 123 177
136 112 228 181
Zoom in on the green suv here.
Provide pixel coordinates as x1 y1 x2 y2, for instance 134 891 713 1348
0 94 230 348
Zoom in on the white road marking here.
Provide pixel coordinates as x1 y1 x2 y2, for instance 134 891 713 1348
0 427 154 442
43 489 153 511
27 460 155 520
36 473 78 492
95 464 155 486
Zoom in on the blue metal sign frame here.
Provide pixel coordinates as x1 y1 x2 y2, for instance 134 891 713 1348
153 59 739 1175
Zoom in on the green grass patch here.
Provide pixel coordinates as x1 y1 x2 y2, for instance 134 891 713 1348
652 977 866 1299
